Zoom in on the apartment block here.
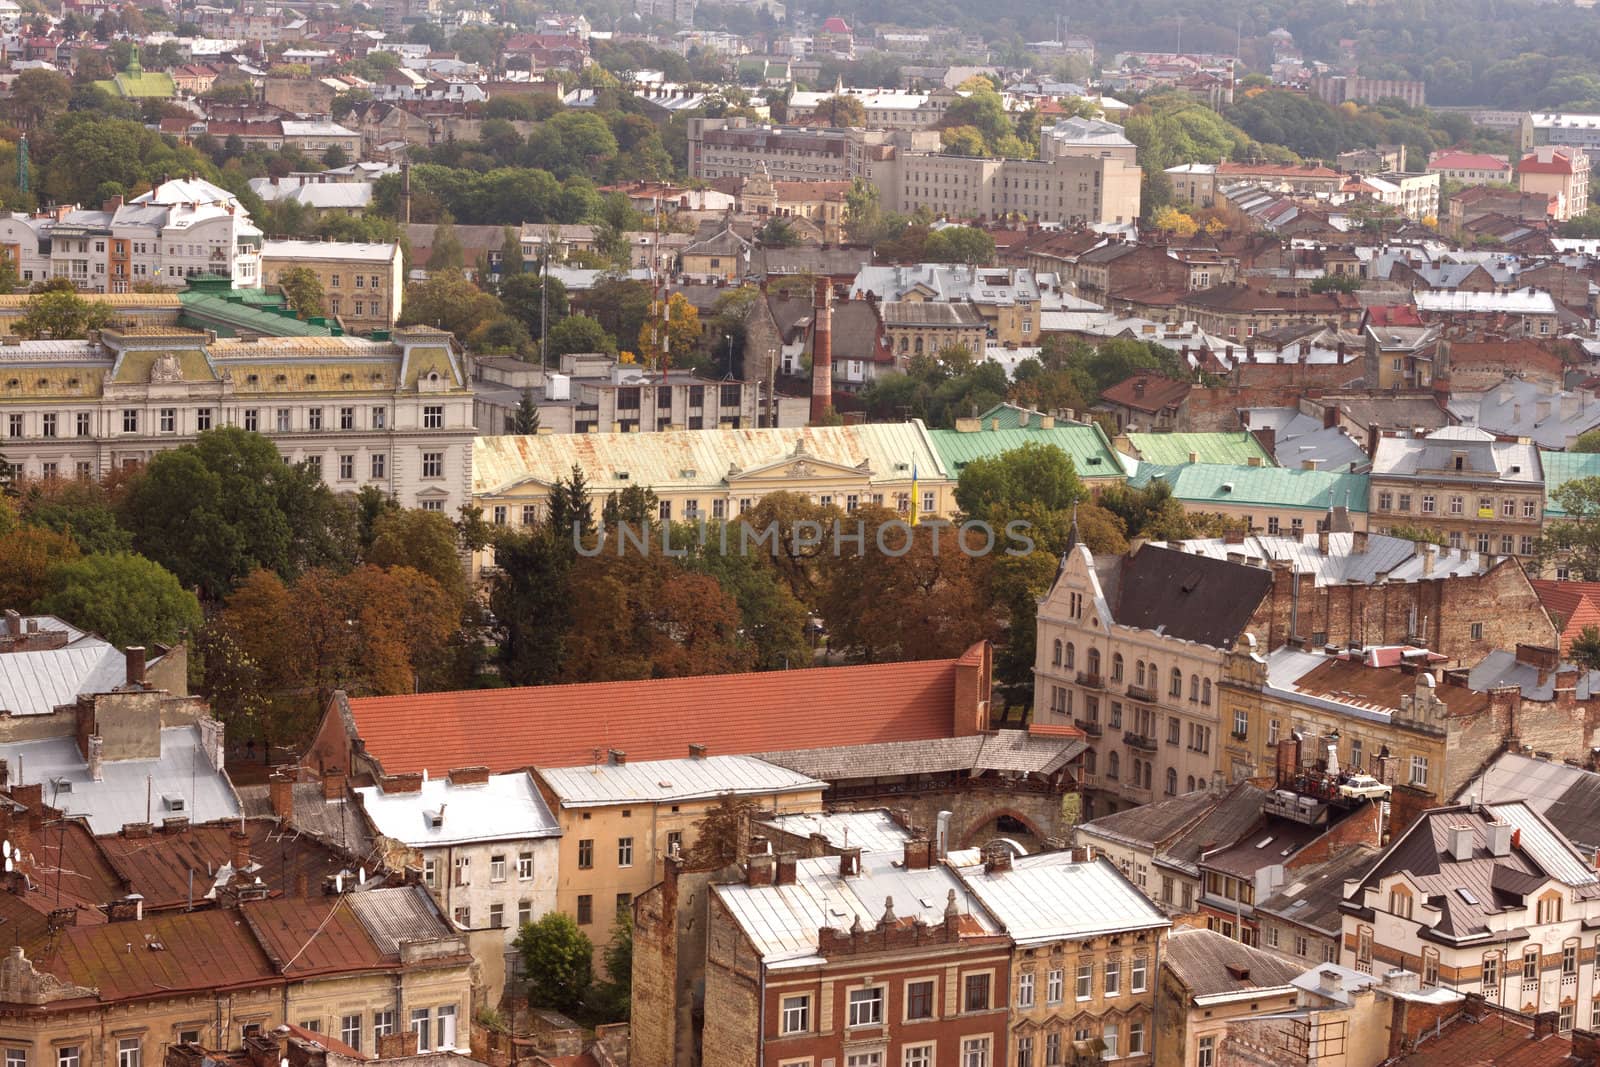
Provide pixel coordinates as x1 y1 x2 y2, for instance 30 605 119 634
259 240 406 333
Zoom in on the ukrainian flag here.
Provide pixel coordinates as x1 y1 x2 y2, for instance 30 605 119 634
909 463 920 526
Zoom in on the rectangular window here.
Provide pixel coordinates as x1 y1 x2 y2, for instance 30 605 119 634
118 1039 141 1067
963 972 990 1011
488 902 505 929
1410 756 1429 787
437 1006 457 1051
308 407 323 431
1132 956 1147 992
576 895 592 924
5 413 20 438
1047 968 1063 1005
421 452 443 478
424 405 444 429
1104 958 1121 997
340 406 355 430
7 1052 26 1067
578 840 593 868
1198 1037 1215 1067
518 901 532 926
276 408 291 432
340 1015 361 1052
666 831 683 856
490 855 506 882
517 852 534 880
196 408 212 431
1017 971 1035 1008
244 409 259 432
453 855 470 886
906 978 935 1020
1129 1023 1145 1056
848 986 884 1027
58 1049 79 1067
1046 1034 1062 1067
76 412 91 436
371 453 386 479
423 858 436 887
961 1037 990 1067
373 1011 396 1044
1103 1024 1119 1059
618 837 634 867
339 454 354 480
372 406 387 429
122 409 138 433
1017 1036 1034 1067
1233 709 1248 737
781 994 810 1034
904 1047 933 1067
1076 959 1093 1000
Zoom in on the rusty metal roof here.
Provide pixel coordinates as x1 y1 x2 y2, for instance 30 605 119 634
244 895 386 976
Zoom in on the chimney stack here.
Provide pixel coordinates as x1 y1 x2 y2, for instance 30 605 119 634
229 829 251 873
269 773 294 820
321 769 346 801
608 749 627 766
124 647 147 687
839 846 862 878
775 851 798 886
809 277 833 424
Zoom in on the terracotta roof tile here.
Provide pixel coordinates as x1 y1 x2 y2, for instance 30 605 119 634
348 655 975 776
1099 373 1191 413
1530 579 1600 656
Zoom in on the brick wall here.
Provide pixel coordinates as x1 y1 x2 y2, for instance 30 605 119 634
630 863 679 1067
1291 802 1383 866
701 894 762 1067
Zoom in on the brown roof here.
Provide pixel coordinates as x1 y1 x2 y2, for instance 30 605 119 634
96 820 353 911
44 907 277 1000
1180 285 1349 315
243 896 387 977
1099 373 1191 414
1290 659 1494 719
1390 1004 1579 1066
1529 580 1600 656
348 648 984 777
1164 927 1305 996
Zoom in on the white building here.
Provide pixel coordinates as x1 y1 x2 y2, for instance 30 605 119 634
356 767 562 956
0 177 262 292
0 325 475 514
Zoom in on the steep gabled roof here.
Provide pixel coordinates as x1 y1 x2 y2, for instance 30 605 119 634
1109 545 1272 648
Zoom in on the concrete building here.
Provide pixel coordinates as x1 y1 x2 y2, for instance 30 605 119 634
1518 145 1590 221
1309 74 1425 109
1521 111 1600 164
1368 426 1545 558
355 768 561 971
259 241 406 333
1038 117 1139 164
534 753 822 970
1034 544 1275 817
1427 150 1513 185
0 326 474 516
880 299 988 358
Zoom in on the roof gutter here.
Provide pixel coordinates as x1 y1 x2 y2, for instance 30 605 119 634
1194 984 1298 1007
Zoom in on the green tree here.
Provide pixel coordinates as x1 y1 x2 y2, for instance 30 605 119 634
757 217 801 248
954 442 1089 522
489 525 574 686
1387 523 1449 546
1571 626 1600 671
1539 476 1600 579
121 428 350 599
514 912 593 1014
1573 430 1600 453
365 509 469 610
499 273 569 341
593 909 633 1021
399 271 503 339
19 481 131 555
513 389 541 434
6 69 70 129
37 552 201 649
13 290 111 340
923 226 996 265
278 267 325 318
429 214 465 273
843 177 884 244
811 94 866 127
547 314 616 358
321 143 349 169
500 225 524 278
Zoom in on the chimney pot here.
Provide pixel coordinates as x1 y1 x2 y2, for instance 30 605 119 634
269 773 294 820
608 748 627 766
124 646 147 687
321 769 346 801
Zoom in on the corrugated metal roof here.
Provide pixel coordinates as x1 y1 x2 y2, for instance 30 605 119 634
537 756 821 807
1125 432 1274 466
348 885 453 957
928 424 1124 479
356 771 559 846
953 852 1170 945
1162 532 1487 585
1129 463 1367 512
472 422 946 496
758 810 914 855
1486 800 1600 887
0 642 125 716
758 729 1083 780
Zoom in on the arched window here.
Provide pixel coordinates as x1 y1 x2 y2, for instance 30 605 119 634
1186 775 1196 792
1108 751 1120 780
1170 667 1182 697
1202 679 1213 706
1085 749 1097 774
1190 674 1200 702
1166 768 1178 795
1052 639 1062 667
1112 653 1124 683
1143 761 1153 789
1131 758 1141 785
1136 660 1146 687
1065 643 1076 670
1087 648 1101 678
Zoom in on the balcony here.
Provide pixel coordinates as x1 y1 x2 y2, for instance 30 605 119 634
1125 683 1157 703
1076 671 1105 690
1074 718 1103 738
1124 732 1158 752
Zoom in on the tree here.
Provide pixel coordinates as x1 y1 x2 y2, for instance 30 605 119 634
12 290 111 340
515 913 593 1014
321 143 349 169
922 226 996 265
682 792 760 869
121 428 350 599
399 271 503 339
5 69 70 130
0 525 80 612
513 389 541 434
499 272 569 343
955 442 1088 522
595 910 633 1021
757 217 801 248
429 214 465 273
489 526 574 686
1574 430 1600 453
278 267 325 318
1387 523 1449 546
811 94 866 127
636 292 700 371
1539 476 1600 579
1571 626 1600 671
37 552 201 649
1151 205 1199 237
843 177 885 244
500 225 524 278
547 314 616 358
365 509 469 611
19 480 131 555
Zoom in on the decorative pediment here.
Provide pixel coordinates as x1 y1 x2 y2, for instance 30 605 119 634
149 352 184 383
729 449 876 483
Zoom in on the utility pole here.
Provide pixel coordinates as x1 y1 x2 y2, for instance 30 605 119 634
539 250 549 371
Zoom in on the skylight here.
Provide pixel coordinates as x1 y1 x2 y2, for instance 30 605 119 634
1456 887 1480 906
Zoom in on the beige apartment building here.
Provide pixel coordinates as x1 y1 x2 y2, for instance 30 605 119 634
533 752 824 965
1518 145 1590 220
259 240 405 333
881 300 989 359
0 325 475 516
1367 426 1545 557
1034 544 1275 818
885 150 1143 226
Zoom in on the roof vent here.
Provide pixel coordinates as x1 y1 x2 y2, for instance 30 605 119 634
162 794 185 812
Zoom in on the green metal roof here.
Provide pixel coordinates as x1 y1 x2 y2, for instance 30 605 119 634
178 288 337 338
1127 462 1369 513
1541 450 1600 516
928 422 1126 479
970 402 1088 431
95 71 176 98
1126 431 1275 467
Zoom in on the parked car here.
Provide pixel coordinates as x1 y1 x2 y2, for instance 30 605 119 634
1339 774 1392 800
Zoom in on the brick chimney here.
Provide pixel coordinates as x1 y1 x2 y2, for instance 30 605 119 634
747 853 776 886
839 846 862 878
448 766 491 785
229 829 251 872
269 773 294 820
775 852 798 886
903 838 934 870
322 768 346 800
984 845 1012 874
124 646 146 688
607 749 627 766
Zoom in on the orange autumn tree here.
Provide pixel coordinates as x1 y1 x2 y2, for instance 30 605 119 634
0 523 80 611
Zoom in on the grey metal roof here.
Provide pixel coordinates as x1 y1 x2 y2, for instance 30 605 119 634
0 725 241 834
953 852 1169 946
713 853 998 968
1449 380 1600 450
758 809 913 855
348 884 453 956
355 771 560 847
1163 532 1490 587
1164 927 1304 996
1458 753 1600 854
1467 649 1600 700
0 617 131 716
536 756 822 807
1256 844 1381 937
1370 428 1542 485
237 781 377 861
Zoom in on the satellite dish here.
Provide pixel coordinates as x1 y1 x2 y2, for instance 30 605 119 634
3 840 13 859
335 874 344 893
5 857 14 873
358 866 367 884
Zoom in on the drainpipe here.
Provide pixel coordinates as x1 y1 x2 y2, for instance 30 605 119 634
757 959 768 1067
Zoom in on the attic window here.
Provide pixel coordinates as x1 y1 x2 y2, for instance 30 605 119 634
1180 572 1202 593
67 378 78 387
1087 457 1103 465
371 372 384 381
681 469 696 478
341 372 353 382
35 378 46 388
1255 836 1275 849
428 811 444 828
616 472 630 480
1225 964 1251 980
1457 887 1480 905
4 379 16 388
305 373 318 383
1511 464 1522 474
274 373 287 383
247 374 259 384
1220 482 1234 492
162 794 185 812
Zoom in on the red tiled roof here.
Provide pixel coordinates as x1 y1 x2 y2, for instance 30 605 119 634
1218 162 1340 179
1530 579 1600 656
348 654 977 776
1390 1007 1576 1066
1362 305 1424 328
1427 150 1510 172
1098 373 1192 414
1519 149 1581 175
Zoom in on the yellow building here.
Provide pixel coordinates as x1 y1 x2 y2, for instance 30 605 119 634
533 752 824 965
1154 928 1307 1067
259 240 405 333
472 421 957 542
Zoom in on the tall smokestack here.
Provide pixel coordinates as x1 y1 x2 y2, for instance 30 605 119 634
810 277 833 424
